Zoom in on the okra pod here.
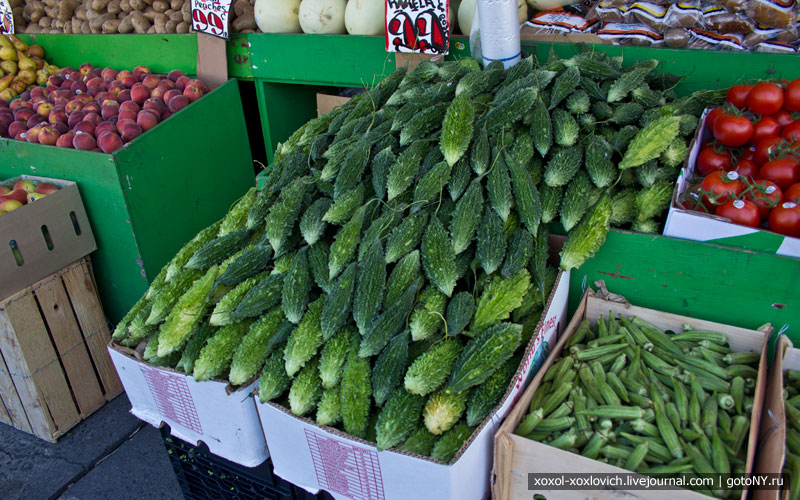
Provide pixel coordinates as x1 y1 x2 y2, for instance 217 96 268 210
529 382 551 412
619 432 672 463
553 367 577 389
671 331 728 344
717 393 735 412
597 351 625 366
696 431 713 462
787 401 800 431
619 316 650 346
652 387 683 459
598 418 614 431
681 427 703 441
729 415 749 455
689 373 708 406
570 390 591 433
730 376 744 414
666 402 681 431
601 444 634 461
549 431 578 450
541 381 573 415
537 416 576 432
597 379 622 406
596 316 608 338
683 439 715 475
744 397 754 414
590 360 607 382
789 454 800 500
718 408 732 434
526 431 549 441
581 431 608 460
628 392 653 409
688 370 731 393
711 428 730 475
609 354 627 376
641 350 680 377
605 372 630 403
788 370 800 384
565 320 591 349
632 317 684 358
576 405 646 420
647 371 671 402
689 389 701 426
579 365 606 404
631 418 659 438
544 356 569 382
726 364 758 379
617 326 637 347
595 334 624 346
673 378 689 426
644 464 694 474
701 395 718 436
607 312 618 336
787 428 800 456
699 346 725 364
678 356 728 380
700 339 731 354
642 408 656 423
723 352 760 365
620 373 648 397
575 344 626 362
788 394 800 407
624 442 649 472
516 408 544 436
548 401 574 419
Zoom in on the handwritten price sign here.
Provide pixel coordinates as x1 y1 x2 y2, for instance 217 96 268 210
385 0 449 55
191 0 232 39
0 0 14 35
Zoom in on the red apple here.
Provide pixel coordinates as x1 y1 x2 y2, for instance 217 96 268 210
3 188 29 203
35 182 59 194
13 180 35 193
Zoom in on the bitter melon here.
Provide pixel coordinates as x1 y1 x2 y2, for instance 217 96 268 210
475 207 507 275
320 262 356 340
405 338 462 396
445 292 474 337
430 421 472 462
229 307 286 386
258 345 291 403
446 322 522 393
385 211 427 264
376 389 425 451
440 93 475 166
560 171 593 232
372 331 410 406
386 250 421 305
288 356 322 416
157 265 218 357
424 390 467 435
409 287 446 342
421 218 457 297
265 176 309 256
316 385 342 426
501 229 533 279
284 297 325 377
450 178 483 255
470 270 530 334
231 273 284 322
193 320 251 382
328 205 367 280
340 338 372 438
559 192 612 271
360 281 417 357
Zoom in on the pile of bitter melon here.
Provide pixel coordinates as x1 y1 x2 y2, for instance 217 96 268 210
113 52 720 461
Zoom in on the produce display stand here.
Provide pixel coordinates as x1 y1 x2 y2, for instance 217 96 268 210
0 35 255 322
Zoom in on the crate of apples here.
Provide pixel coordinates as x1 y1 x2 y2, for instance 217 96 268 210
682 78 800 238
0 178 59 215
0 63 209 154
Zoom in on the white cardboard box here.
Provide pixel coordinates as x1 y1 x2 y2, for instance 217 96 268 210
256 268 571 500
108 343 268 467
663 109 800 258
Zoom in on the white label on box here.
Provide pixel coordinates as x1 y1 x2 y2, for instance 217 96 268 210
306 430 385 500
140 365 203 434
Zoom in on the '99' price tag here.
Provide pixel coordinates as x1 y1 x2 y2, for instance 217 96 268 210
191 0 232 39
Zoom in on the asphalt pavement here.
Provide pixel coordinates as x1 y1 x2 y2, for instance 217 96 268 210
0 395 183 500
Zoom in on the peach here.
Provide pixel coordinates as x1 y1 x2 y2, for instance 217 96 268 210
142 74 160 90
27 192 47 202
95 121 116 137
25 126 40 143
161 110 172 120
167 94 189 113
86 76 103 88
35 182 59 194
186 79 207 92
38 125 59 146
95 91 114 103
82 112 102 126
150 86 167 100
35 102 52 117
118 89 131 102
157 79 175 90
47 75 63 87
120 74 137 88
136 110 158 131
45 84 58 94
74 120 96 135
30 86 46 99
76 94 94 105
49 108 67 124
79 63 94 76
87 85 103 97
183 85 203 103
120 121 142 143
117 69 133 80
167 69 185 82
133 65 151 78
175 75 189 91
72 131 96 150
118 109 137 122
101 67 118 80
101 98 119 108
13 180 35 193
162 89 181 103
0 113 11 127
56 130 75 148
82 102 101 114
65 99 83 114
13 107 33 121
53 122 69 134
87 68 102 80
8 120 26 137
13 131 25 140
97 131 123 153
101 106 119 121
115 118 135 134
0 121 7 137
0 99 8 108
130 83 149 105
143 97 164 114
60 80 72 90
71 81 87 94
67 110 86 127
26 115 46 129
119 100 139 113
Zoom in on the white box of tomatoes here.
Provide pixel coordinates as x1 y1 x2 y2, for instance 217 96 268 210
663 108 800 258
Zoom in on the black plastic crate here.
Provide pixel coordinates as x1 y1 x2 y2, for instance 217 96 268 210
160 426 331 500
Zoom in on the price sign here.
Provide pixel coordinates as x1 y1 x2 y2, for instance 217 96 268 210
385 0 449 55
191 0 232 39
0 0 13 35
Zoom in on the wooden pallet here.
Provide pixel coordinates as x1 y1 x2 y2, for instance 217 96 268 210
0 256 122 442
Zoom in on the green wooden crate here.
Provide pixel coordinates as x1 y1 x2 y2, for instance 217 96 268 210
0 79 254 323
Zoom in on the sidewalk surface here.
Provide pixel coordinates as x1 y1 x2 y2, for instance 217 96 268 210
0 395 183 500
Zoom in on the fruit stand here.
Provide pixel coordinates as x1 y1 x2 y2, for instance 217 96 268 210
3 0 800 499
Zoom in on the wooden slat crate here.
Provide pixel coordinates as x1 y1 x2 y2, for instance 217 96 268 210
0 256 122 441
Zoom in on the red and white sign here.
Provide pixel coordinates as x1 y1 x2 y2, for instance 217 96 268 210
0 0 13 34
191 0 232 39
385 0 450 55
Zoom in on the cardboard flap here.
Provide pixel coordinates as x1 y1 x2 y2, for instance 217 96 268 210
197 33 228 89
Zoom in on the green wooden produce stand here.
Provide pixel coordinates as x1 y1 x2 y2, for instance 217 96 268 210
235 33 799 339
0 35 255 323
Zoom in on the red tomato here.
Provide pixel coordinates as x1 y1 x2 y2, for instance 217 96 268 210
754 136 786 165
747 82 785 115
782 121 800 142
734 159 759 181
742 148 756 161
751 116 781 145
715 200 761 228
700 171 744 206
706 108 725 132
727 85 753 109
784 183 800 204
760 157 800 190
785 78 800 112
768 202 800 237
772 110 795 128
745 180 782 220
696 147 733 175
713 114 754 147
